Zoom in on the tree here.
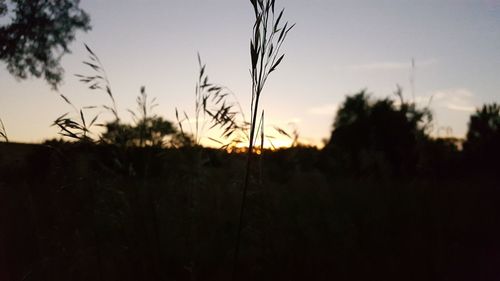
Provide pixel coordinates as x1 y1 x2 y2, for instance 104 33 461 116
0 0 91 88
463 103 500 173
101 117 178 147
323 88 432 178
101 87 181 147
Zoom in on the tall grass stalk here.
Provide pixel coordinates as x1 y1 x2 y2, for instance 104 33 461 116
174 55 250 278
233 0 294 277
53 44 118 142
176 54 249 149
0 118 8 142
127 86 161 147
76 44 119 121
53 93 99 141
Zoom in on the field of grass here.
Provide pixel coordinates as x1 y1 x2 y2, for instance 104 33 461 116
1 142 499 281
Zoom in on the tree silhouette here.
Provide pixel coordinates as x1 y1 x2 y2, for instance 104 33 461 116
465 103 500 143
100 87 180 147
101 117 177 147
323 88 432 178
0 0 90 88
463 103 500 173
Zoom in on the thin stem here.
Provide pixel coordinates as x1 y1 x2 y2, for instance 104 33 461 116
233 2 293 279
233 92 261 279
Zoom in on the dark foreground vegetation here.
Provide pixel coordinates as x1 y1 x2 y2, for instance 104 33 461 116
1 128 499 281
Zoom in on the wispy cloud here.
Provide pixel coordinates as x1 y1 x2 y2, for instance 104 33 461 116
348 58 437 71
446 104 476 112
307 103 338 116
418 88 477 112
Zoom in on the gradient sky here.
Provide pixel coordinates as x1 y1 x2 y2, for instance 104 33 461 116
1 0 499 146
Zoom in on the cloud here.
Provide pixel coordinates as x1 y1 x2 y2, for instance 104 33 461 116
307 103 338 116
446 104 476 112
418 88 477 112
349 59 437 71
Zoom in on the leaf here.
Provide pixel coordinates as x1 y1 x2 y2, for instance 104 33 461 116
79 77 92 83
127 109 138 119
208 137 223 145
106 86 113 100
80 110 86 127
274 126 291 138
60 94 72 106
251 41 258 69
89 114 100 127
274 9 284 32
278 22 288 42
83 61 100 71
268 139 276 150
53 113 69 123
200 65 205 80
202 96 208 111
250 0 258 16
84 43 96 57
208 86 221 92
269 54 285 73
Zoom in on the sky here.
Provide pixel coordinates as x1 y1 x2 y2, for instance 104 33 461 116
1 0 499 146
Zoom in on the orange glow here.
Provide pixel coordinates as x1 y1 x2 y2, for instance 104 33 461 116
200 132 295 151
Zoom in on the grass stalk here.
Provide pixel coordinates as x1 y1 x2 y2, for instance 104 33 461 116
0 118 8 142
232 0 294 278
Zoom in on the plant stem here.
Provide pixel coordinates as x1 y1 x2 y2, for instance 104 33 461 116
232 91 261 279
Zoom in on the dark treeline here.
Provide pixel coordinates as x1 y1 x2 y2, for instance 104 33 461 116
1 90 499 281
322 89 500 180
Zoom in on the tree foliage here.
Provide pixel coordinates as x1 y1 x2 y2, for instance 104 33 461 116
101 117 178 147
463 103 500 172
323 89 432 177
101 87 183 148
0 0 90 88
465 103 500 146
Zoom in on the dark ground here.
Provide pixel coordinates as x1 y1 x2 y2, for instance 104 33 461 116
1 142 499 281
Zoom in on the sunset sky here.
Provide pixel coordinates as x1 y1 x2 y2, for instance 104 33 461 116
1 0 499 146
